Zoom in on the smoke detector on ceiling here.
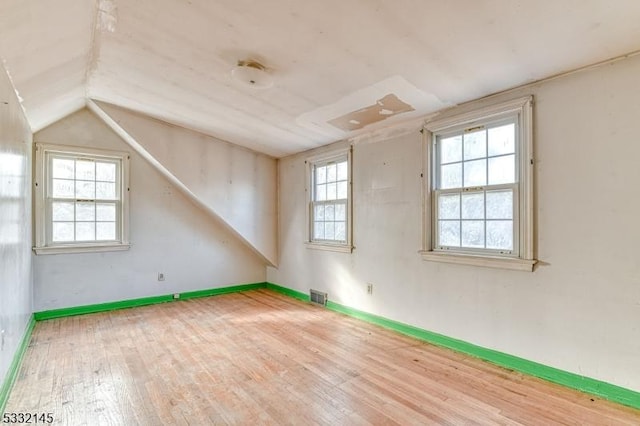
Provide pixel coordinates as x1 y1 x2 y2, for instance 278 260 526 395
231 60 274 89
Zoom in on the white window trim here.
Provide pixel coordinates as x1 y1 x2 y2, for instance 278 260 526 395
305 147 353 253
420 96 536 271
33 143 131 255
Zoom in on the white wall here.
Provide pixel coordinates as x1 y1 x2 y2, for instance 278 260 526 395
268 54 640 392
0 64 32 386
34 109 267 311
95 102 278 266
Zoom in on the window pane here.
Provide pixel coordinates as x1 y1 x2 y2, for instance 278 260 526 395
337 181 348 199
439 135 462 164
326 182 337 200
326 164 337 182
316 166 326 184
438 194 460 220
76 222 95 241
52 159 74 179
96 182 116 200
488 155 515 185
487 220 513 250
76 181 95 199
335 222 346 241
440 163 462 189
337 161 348 181
97 222 116 240
488 123 515 156
325 204 335 221
52 179 74 198
463 130 486 160
486 190 513 219
75 160 95 180
314 204 325 221
314 222 325 239
461 220 484 248
315 184 326 201
52 202 74 221
96 203 116 221
324 222 335 240
96 162 116 182
75 202 95 221
439 221 460 247
461 193 484 219
334 204 346 221
464 159 487 187
52 222 74 242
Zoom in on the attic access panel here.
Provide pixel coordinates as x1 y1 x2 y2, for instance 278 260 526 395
328 93 415 131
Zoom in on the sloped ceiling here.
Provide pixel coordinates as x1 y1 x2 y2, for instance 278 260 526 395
2 0 640 157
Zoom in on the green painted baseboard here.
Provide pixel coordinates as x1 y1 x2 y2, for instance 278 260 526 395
265 282 640 411
0 315 36 416
34 282 268 321
26 280 640 411
265 282 310 302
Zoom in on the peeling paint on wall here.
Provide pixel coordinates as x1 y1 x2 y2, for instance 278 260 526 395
98 0 118 33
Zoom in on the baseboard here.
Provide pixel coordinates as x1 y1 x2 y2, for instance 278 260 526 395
265 282 640 411
0 315 36 416
265 282 310 302
34 282 268 321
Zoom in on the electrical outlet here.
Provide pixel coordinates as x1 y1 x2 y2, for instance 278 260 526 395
173 293 180 299
158 273 165 281
367 283 373 295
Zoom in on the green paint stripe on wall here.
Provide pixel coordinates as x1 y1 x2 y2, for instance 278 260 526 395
180 282 267 300
33 282 269 321
0 315 36 416
265 282 640 410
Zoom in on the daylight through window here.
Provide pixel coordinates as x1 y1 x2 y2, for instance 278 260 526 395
34 144 130 254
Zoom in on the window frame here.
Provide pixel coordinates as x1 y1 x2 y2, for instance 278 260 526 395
33 143 131 255
421 96 536 271
305 147 353 253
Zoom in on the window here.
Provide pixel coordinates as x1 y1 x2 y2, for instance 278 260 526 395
421 96 535 271
34 144 130 254
306 148 352 252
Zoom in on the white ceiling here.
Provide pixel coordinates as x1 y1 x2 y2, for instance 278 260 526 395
2 0 640 157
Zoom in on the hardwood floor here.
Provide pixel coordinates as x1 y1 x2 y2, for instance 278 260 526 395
6 289 640 425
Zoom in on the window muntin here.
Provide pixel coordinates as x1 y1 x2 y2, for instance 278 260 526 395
47 153 121 243
434 118 519 255
311 156 349 243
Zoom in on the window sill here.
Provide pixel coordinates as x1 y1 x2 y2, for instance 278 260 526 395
33 243 131 255
305 242 353 253
419 250 536 272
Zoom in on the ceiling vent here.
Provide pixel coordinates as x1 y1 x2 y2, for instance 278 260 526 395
231 60 274 89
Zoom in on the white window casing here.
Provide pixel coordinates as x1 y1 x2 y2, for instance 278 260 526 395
420 96 536 271
305 147 353 253
34 143 130 255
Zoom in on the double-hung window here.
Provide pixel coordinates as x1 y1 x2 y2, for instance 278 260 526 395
306 148 352 252
34 143 130 254
422 96 535 271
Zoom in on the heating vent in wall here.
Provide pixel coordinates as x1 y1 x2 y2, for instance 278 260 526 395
310 289 328 306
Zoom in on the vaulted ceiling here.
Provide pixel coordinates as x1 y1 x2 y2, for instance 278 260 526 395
2 0 640 157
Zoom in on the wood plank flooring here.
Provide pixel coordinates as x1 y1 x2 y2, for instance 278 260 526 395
6 289 640 425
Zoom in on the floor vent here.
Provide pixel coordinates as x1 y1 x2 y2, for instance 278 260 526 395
310 289 328 306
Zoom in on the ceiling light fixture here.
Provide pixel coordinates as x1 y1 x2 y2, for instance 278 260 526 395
231 60 274 89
